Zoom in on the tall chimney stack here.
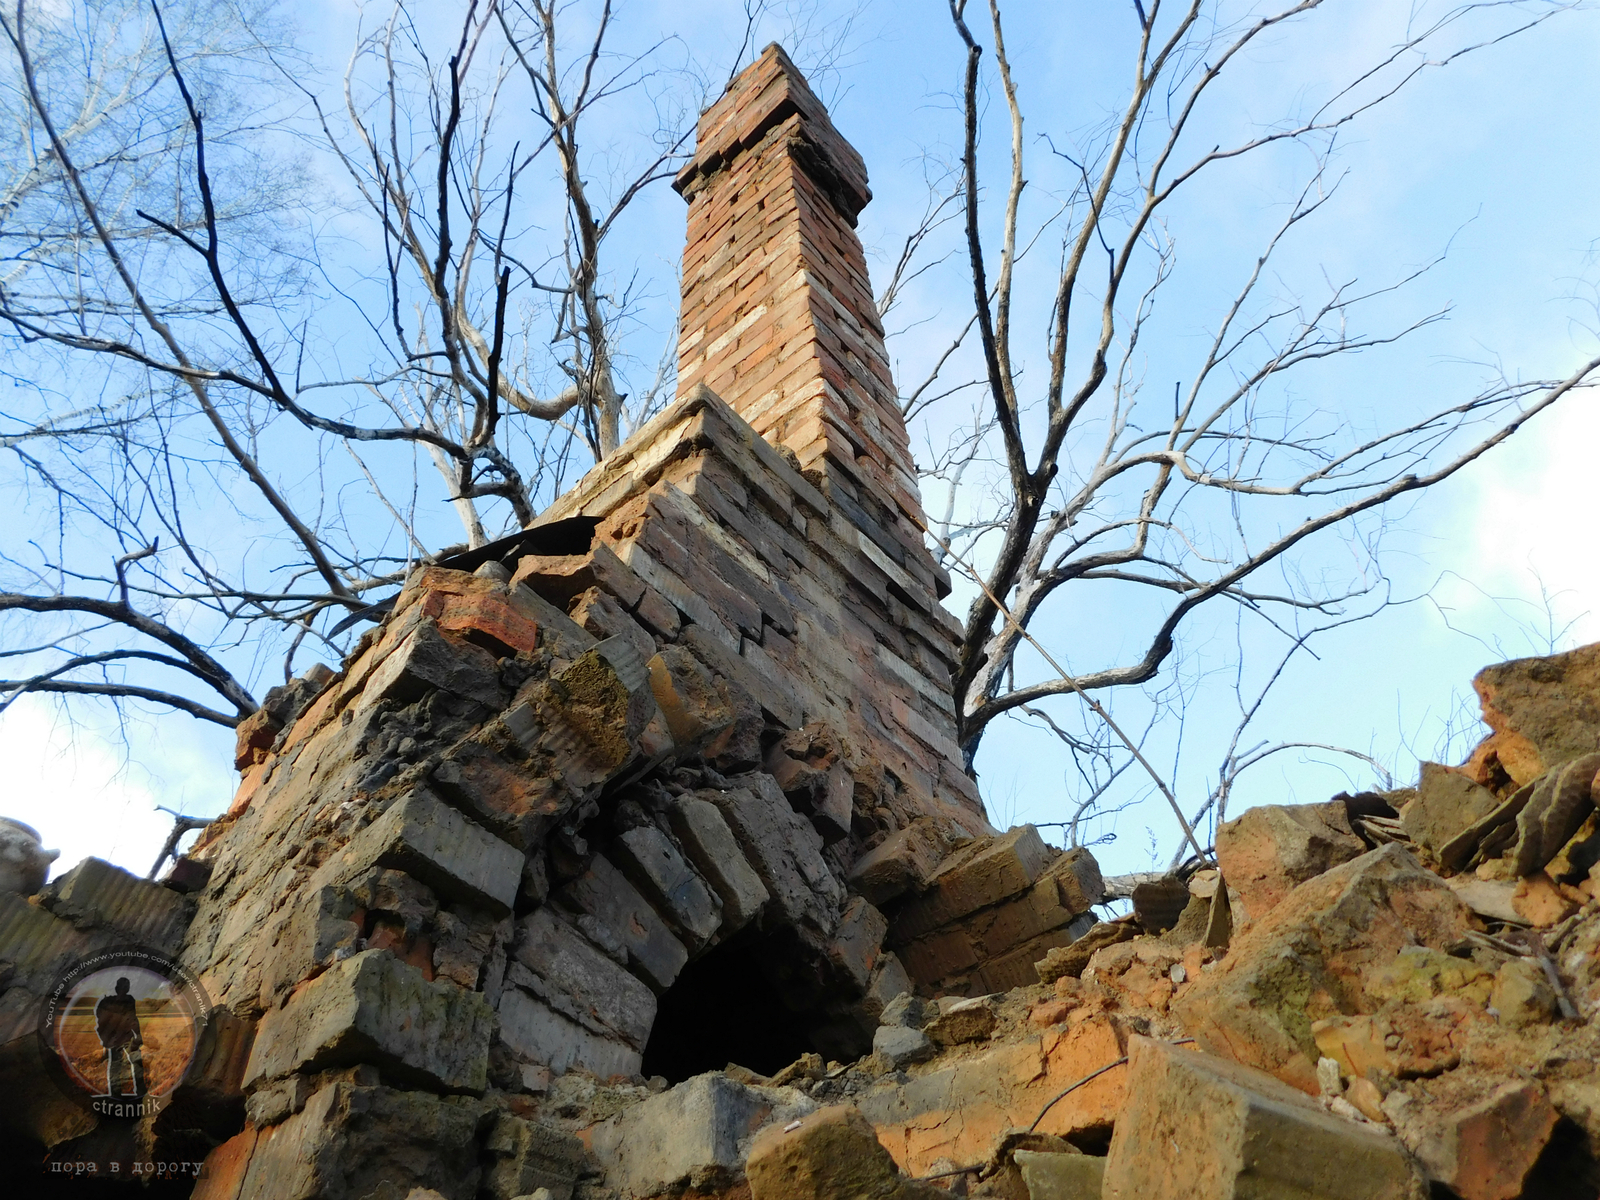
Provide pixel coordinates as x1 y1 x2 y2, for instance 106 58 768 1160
674 46 929 554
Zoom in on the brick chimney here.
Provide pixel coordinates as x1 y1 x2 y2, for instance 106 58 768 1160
675 45 928 549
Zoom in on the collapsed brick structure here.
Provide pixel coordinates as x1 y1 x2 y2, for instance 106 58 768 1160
4 42 1600 1200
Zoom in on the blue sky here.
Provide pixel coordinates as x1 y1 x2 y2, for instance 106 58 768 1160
4 0 1597 884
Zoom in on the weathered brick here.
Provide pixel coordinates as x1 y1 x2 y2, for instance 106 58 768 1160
510 907 656 1050
311 786 521 916
668 795 770 934
243 949 493 1093
557 853 688 991
1101 1037 1420 1200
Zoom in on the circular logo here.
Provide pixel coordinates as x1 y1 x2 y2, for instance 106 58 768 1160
37 946 211 1120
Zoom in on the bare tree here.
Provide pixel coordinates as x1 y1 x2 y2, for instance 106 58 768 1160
899 0 1600 827
0 0 716 728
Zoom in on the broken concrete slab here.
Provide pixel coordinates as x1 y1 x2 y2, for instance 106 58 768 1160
1013 1149 1104 1200
1467 642 1600 787
1387 1079 1559 1200
193 1080 484 1200
243 949 493 1094
1101 1036 1422 1200
481 1112 591 1200
846 818 962 907
37 856 193 954
888 826 1052 941
745 1104 944 1200
1216 800 1366 920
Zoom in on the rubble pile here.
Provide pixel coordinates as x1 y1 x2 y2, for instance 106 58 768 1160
1 41 1598 1200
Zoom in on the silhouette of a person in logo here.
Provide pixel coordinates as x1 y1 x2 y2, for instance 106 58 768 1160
94 977 145 1097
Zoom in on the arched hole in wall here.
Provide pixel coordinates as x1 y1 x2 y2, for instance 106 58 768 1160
640 925 819 1082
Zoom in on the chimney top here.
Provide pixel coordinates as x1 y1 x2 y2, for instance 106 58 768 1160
674 44 871 226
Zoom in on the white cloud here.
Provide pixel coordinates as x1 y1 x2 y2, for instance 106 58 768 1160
0 698 234 884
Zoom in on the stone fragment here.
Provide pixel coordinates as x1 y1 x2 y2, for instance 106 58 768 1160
511 907 657 1050
873 1024 936 1068
313 786 522 915
613 825 721 947
1491 958 1558 1027
37 855 192 953
1366 946 1494 1006
647 644 762 768
569 587 655 667
879 993 927 1029
481 1113 591 1200
0 818 55 897
1467 642 1600 786
431 908 496 989
925 996 996 1046
496 988 641 1080
846 818 961 906
194 1081 484 1200
234 705 280 770
1391 1080 1559 1200
557 854 688 990
1101 1037 1421 1200
1401 763 1502 867
1172 844 1472 1093
859 952 914 1024
1035 919 1136 983
1130 875 1191 934
1013 1149 1105 1200
745 1104 944 1200
511 543 646 610
1217 800 1367 918
668 795 769 934
1513 752 1600 876
1311 1003 1476 1083
431 738 564 850
1445 876 1520 924
589 1073 814 1197
1512 870 1578 926
243 949 493 1093
825 896 889 993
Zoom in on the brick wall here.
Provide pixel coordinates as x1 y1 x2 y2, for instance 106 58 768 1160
675 45 934 609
